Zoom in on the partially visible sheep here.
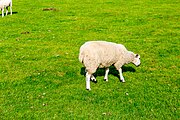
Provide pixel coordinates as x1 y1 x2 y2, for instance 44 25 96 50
0 0 12 17
79 41 141 90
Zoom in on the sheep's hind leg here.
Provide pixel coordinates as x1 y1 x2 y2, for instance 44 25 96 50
104 68 109 81
86 72 91 90
2 9 4 17
5 7 8 16
118 68 125 82
90 75 97 83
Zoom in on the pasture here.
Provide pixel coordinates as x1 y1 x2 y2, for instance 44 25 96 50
0 0 179 119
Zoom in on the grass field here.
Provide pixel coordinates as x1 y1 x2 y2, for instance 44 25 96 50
0 0 179 119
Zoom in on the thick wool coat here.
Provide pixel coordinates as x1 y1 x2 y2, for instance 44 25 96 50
79 41 134 74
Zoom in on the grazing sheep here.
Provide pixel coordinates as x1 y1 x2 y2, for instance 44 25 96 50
0 0 12 17
79 41 141 90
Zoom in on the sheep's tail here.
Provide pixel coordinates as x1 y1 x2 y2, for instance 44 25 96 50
78 51 84 63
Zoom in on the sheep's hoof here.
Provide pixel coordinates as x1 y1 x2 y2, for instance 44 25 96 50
93 81 97 83
104 79 108 82
86 88 91 91
91 78 96 81
91 78 97 83
121 80 125 83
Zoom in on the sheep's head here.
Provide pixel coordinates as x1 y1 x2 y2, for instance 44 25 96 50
132 54 141 67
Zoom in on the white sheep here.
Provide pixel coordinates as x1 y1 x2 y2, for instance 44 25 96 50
0 0 12 17
79 41 141 90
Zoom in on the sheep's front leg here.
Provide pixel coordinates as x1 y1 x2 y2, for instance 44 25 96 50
104 68 109 81
10 4 12 15
10 7 12 15
86 72 91 90
2 9 4 17
118 68 125 82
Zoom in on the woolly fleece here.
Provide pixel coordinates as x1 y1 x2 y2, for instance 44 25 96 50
79 41 135 74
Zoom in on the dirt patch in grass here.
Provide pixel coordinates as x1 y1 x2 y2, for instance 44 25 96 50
43 8 57 11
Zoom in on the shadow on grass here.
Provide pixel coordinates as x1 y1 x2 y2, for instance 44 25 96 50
80 66 136 81
0 12 18 16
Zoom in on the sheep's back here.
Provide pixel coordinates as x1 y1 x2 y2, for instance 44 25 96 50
0 1 4 8
81 41 121 68
0 0 11 6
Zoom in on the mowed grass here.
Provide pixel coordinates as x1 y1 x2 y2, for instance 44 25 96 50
0 0 179 119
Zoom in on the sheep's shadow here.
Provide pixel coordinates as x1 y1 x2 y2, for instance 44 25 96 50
0 12 18 16
80 66 135 82
12 12 18 14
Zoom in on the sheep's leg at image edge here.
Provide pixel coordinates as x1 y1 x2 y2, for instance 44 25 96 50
86 72 91 90
118 68 125 82
104 68 109 81
2 9 4 17
10 5 12 15
5 7 8 16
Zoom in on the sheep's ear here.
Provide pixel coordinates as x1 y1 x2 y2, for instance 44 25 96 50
135 54 140 58
129 52 135 60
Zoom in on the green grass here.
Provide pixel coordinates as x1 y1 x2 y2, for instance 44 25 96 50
0 0 179 119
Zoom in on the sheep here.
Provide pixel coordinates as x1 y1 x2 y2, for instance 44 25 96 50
79 41 141 90
0 0 12 17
